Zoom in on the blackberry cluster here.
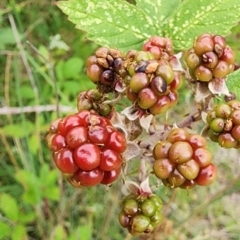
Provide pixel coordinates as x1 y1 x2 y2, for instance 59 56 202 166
86 47 124 93
153 128 217 188
207 100 240 148
85 36 182 116
118 193 163 236
126 59 181 115
77 89 113 117
184 33 235 82
46 110 126 187
123 47 182 115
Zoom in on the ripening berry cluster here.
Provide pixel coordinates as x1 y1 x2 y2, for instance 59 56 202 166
207 100 240 148
142 36 174 61
153 128 217 189
118 194 163 236
86 36 182 115
77 89 113 117
123 37 181 115
86 47 124 93
124 51 182 115
46 110 126 187
184 33 235 82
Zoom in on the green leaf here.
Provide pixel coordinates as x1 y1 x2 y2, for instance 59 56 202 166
63 57 84 79
0 222 11 239
69 225 92 240
163 0 240 50
136 0 181 26
19 85 35 100
28 134 39 155
15 170 41 205
2 121 35 137
55 60 65 82
57 0 158 51
51 225 67 240
0 193 19 221
0 27 15 49
44 169 59 187
19 211 36 224
44 187 60 201
11 225 27 240
61 80 84 95
226 69 240 99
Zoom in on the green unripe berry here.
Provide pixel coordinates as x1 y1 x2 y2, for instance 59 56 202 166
208 129 219 142
129 73 149 93
194 65 213 82
150 210 163 225
155 61 174 84
77 98 93 111
153 140 172 159
86 89 102 101
215 103 232 119
134 51 154 62
140 199 157 217
184 49 201 69
228 100 240 110
177 159 200 180
168 141 193 163
123 198 139 217
149 195 163 210
153 158 175 179
98 104 111 116
209 118 225 133
130 214 150 233
206 110 216 125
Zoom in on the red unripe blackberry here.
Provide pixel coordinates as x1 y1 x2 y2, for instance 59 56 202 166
195 163 217 186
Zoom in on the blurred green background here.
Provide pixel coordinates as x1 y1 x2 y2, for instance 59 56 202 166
0 1 240 240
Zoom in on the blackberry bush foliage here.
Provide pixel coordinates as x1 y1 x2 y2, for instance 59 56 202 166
45 0 240 236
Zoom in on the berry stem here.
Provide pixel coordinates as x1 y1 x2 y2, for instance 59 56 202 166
177 111 201 128
103 92 123 105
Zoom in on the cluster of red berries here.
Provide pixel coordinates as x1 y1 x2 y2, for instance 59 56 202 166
46 110 126 187
184 33 235 82
153 128 217 189
207 100 240 148
118 193 163 236
142 36 174 61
